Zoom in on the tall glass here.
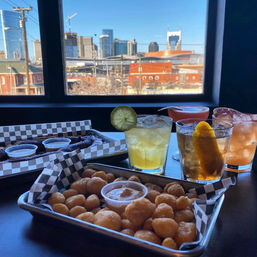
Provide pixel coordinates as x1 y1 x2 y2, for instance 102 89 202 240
176 118 233 183
214 119 257 172
165 106 210 161
125 115 172 175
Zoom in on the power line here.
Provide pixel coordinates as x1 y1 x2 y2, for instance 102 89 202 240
3 0 39 25
21 0 38 12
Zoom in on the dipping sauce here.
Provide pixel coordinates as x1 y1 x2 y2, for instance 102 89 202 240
101 181 148 214
106 185 144 201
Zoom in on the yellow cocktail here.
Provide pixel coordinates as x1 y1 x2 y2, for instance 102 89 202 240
125 115 172 174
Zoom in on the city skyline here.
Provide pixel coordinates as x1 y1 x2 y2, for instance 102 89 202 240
0 0 207 60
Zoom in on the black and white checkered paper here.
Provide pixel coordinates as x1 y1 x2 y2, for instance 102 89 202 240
28 150 236 248
0 120 127 177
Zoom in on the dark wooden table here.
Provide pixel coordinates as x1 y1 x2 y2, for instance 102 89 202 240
1 133 257 257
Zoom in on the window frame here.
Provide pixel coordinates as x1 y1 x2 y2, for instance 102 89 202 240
0 0 223 105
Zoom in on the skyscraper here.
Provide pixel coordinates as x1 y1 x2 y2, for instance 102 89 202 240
148 42 159 52
33 40 42 64
77 36 93 59
127 38 137 56
113 38 128 56
167 29 182 50
100 29 113 58
64 32 78 58
0 10 24 59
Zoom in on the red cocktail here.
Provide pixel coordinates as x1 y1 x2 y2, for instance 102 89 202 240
167 106 210 122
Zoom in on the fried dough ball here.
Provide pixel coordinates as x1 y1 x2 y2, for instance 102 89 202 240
97 207 111 213
48 192 65 206
186 191 198 199
164 182 177 192
91 207 102 214
153 203 174 219
152 218 178 238
106 173 115 183
81 168 96 178
121 228 134 236
155 193 176 209
175 222 196 247
69 206 87 218
62 189 78 199
92 171 107 181
143 217 153 231
125 198 155 226
145 183 163 193
128 175 141 183
114 176 127 182
84 194 100 210
146 190 161 203
134 230 161 245
174 209 194 223
70 178 89 195
166 183 185 197
121 212 127 219
52 203 69 215
162 237 178 250
121 219 138 231
187 198 199 209
65 194 86 209
176 196 189 210
87 177 107 195
94 210 121 231
76 212 95 223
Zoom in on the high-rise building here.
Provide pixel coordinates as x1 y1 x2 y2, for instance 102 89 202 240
127 38 137 56
113 38 128 56
0 50 5 59
167 29 182 50
77 36 94 59
0 10 24 59
148 42 159 52
64 32 78 58
93 44 98 58
100 29 113 58
33 40 42 64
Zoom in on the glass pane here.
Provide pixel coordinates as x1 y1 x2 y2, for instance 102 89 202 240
0 1 44 95
63 0 207 96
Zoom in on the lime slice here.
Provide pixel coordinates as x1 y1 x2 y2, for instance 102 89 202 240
110 105 137 131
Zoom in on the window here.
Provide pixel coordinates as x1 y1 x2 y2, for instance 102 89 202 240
0 0 224 104
62 0 208 97
0 2 44 96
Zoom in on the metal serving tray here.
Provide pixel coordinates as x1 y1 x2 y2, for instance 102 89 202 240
18 163 224 257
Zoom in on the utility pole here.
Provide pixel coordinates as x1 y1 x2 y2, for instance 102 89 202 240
13 6 32 95
120 55 124 88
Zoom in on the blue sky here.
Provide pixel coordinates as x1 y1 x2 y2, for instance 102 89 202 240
0 0 207 59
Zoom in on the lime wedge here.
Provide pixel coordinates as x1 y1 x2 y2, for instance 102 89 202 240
110 105 137 131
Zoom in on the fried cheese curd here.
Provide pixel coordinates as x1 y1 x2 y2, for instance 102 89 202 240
47 168 198 249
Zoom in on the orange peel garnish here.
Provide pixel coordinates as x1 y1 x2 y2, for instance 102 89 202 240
192 121 224 175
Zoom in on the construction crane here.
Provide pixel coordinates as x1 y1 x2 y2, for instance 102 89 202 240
66 13 77 32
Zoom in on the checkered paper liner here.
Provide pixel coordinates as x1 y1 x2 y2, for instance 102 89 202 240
28 150 236 249
0 120 92 146
0 120 127 177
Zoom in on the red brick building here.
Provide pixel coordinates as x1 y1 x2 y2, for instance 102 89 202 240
0 61 44 95
128 62 180 86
